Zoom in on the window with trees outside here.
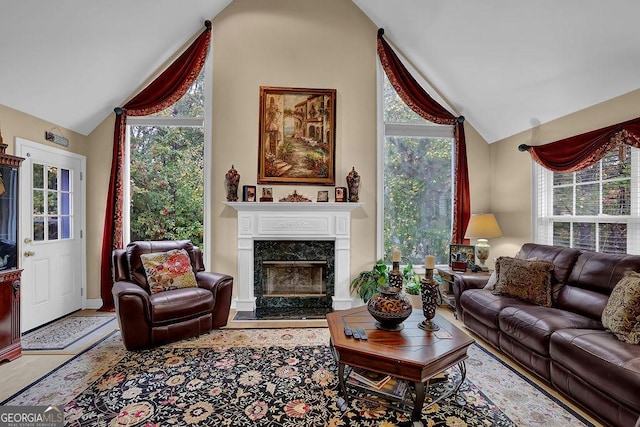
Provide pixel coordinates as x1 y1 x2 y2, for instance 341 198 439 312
534 145 640 254
126 69 206 248
381 73 454 265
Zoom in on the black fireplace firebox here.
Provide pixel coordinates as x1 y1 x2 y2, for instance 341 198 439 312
253 240 334 319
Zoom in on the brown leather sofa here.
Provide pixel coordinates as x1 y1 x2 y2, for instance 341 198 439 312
453 243 640 427
112 240 233 351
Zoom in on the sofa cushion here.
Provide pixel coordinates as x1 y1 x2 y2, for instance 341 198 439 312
499 305 604 355
150 287 214 324
141 249 198 294
550 328 640 412
461 289 528 329
602 271 640 344
492 256 554 306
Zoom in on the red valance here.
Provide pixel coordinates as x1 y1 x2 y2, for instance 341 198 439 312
377 29 470 244
99 21 211 311
519 116 640 172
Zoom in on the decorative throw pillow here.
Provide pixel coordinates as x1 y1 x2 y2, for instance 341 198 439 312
484 256 537 291
491 256 554 306
602 271 640 344
140 249 197 294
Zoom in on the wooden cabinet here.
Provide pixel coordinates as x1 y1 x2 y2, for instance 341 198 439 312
436 266 490 319
0 144 24 362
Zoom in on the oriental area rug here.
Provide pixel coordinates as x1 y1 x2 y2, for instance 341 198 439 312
3 328 595 426
21 313 116 351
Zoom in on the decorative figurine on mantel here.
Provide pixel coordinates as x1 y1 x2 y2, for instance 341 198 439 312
225 165 240 201
346 166 360 202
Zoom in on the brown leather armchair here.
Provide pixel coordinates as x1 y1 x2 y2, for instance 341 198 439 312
111 240 233 350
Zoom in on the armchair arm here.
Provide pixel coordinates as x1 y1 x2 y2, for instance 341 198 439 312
196 272 234 328
112 281 153 350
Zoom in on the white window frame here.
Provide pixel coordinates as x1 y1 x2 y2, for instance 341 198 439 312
533 147 640 254
376 62 455 265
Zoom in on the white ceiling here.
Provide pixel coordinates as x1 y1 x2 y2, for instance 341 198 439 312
1 1 640 143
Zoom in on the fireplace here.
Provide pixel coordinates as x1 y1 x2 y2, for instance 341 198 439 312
225 201 361 314
254 240 334 318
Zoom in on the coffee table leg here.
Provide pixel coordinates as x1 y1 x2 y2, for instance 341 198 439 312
412 381 425 421
338 363 349 406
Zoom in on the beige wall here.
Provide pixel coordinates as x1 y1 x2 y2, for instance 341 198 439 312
489 87 640 262
211 0 379 280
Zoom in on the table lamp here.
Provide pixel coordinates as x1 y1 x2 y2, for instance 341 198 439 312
464 213 502 271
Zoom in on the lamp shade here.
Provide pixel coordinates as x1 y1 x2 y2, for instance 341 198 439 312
464 213 503 239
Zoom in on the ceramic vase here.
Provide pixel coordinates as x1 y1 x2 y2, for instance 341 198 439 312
367 286 412 331
346 166 360 202
225 165 240 202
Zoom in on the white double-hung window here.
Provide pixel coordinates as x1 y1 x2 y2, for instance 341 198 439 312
534 145 640 254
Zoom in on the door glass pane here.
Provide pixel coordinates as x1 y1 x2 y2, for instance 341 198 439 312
48 217 58 240
33 217 45 241
33 190 44 215
47 191 58 214
33 164 44 188
61 217 71 239
48 166 58 190
61 169 70 192
61 193 70 215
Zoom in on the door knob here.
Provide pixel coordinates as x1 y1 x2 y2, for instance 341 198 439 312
23 251 35 257
24 238 32 244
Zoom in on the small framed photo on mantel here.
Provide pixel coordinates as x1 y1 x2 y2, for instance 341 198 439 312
317 190 329 202
335 187 347 202
243 185 257 202
260 187 273 202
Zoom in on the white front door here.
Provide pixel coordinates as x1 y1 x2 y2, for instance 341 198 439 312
16 138 86 332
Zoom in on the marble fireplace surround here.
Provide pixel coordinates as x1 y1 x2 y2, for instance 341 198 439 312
225 202 362 312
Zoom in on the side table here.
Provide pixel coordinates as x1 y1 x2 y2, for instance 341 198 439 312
436 266 491 319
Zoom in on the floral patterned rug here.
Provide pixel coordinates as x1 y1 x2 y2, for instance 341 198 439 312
4 328 595 426
21 314 116 350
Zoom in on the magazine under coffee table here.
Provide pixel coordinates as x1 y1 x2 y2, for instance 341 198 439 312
326 306 475 423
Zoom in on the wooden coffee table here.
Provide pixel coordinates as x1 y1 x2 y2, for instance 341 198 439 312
326 306 475 422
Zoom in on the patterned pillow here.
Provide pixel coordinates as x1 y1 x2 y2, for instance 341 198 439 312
602 271 640 344
140 249 197 294
491 256 554 306
484 256 538 290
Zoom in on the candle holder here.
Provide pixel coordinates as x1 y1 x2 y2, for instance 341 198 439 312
388 260 403 288
418 268 442 331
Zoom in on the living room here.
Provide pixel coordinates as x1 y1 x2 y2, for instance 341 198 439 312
1 1 639 426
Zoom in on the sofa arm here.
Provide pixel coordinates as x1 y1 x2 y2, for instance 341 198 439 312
452 273 491 320
196 272 234 327
112 281 153 350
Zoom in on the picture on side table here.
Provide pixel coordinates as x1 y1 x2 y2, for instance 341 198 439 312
449 244 475 266
257 86 336 186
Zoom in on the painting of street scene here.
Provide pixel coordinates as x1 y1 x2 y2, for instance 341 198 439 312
258 86 336 185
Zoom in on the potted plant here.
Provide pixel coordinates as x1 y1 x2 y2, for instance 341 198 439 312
350 259 389 303
403 263 422 309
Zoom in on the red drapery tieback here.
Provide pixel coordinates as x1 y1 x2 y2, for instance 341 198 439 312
99 21 211 311
377 29 470 244
519 116 640 172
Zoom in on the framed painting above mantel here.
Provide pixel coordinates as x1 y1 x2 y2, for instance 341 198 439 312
258 86 336 185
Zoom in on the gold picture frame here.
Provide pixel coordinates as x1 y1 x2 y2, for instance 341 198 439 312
258 86 336 185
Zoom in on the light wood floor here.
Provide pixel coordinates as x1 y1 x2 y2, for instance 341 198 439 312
0 307 602 426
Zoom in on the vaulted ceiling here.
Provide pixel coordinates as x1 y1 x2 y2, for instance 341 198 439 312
2 1 640 143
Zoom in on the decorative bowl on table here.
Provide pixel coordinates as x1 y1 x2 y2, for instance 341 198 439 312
367 286 412 331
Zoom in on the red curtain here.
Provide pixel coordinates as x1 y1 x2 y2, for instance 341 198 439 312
99 21 211 311
519 116 640 172
377 29 470 244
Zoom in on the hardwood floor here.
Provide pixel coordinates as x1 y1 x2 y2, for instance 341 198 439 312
0 307 602 426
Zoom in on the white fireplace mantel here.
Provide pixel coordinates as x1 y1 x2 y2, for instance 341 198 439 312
224 201 362 312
